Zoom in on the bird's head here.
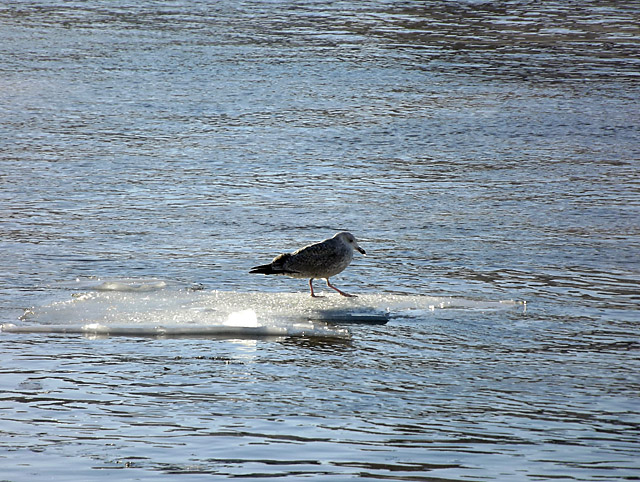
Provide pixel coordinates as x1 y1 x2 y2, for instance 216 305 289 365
335 232 366 256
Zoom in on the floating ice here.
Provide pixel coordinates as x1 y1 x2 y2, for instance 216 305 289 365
1 278 525 338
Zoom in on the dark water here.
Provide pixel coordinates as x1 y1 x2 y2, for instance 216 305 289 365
1 1 639 480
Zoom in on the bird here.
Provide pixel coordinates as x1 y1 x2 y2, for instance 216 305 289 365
249 232 366 297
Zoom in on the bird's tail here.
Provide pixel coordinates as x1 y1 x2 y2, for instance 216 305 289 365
249 263 278 275
249 253 297 276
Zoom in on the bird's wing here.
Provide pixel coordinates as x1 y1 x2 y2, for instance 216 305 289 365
286 239 338 274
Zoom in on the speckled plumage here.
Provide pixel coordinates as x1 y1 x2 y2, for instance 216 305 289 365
250 232 366 297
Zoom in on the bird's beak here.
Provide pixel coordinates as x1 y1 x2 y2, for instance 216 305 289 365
357 246 366 256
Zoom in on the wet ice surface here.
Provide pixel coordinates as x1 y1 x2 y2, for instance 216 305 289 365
4 278 522 337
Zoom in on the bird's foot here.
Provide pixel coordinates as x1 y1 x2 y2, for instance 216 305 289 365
332 287 356 297
325 279 356 298
339 292 357 298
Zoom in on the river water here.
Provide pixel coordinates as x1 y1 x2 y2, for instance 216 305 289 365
1 1 639 480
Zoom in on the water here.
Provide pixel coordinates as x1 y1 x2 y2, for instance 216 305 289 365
1 0 639 480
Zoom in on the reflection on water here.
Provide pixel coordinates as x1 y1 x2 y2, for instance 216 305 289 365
1 0 639 480
378 2 640 81
3 315 638 480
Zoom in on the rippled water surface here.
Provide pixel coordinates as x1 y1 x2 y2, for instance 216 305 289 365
1 1 639 480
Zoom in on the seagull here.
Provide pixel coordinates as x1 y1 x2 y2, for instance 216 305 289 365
249 232 366 297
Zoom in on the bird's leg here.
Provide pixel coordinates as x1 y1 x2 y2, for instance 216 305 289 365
309 278 323 298
326 278 356 297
